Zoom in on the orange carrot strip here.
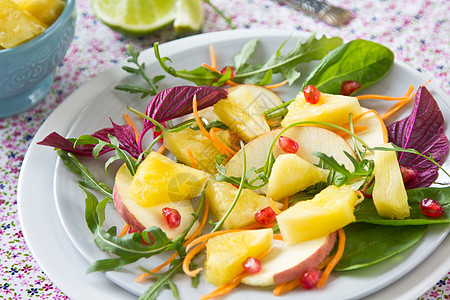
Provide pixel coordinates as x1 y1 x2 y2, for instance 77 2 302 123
183 241 207 277
201 63 239 86
186 147 198 169
265 79 289 89
318 255 334 269
381 84 415 120
209 44 217 69
157 145 166 154
210 127 236 156
209 128 233 158
273 278 300 296
316 228 346 288
282 196 289 210
356 94 410 101
269 198 283 215
192 95 213 142
186 229 245 252
273 234 284 241
123 113 139 142
119 223 130 237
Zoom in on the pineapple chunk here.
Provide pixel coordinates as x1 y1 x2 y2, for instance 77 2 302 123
129 151 210 207
372 143 410 219
281 92 363 129
277 185 357 244
163 128 231 174
205 229 273 286
267 154 327 200
213 85 270 143
205 180 282 229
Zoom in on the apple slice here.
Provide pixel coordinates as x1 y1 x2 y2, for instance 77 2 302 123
344 107 388 160
273 126 357 172
241 232 336 286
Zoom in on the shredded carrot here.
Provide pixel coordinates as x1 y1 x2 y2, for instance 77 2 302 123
273 278 300 296
192 95 213 141
354 191 365 206
156 144 166 154
269 198 283 215
282 196 289 210
186 147 198 169
318 255 334 269
265 79 289 90
119 223 130 237
201 248 272 300
316 228 346 288
123 113 139 142
381 84 415 120
209 44 217 70
273 234 284 241
356 94 410 101
210 127 236 157
183 241 207 277
186 229 246 252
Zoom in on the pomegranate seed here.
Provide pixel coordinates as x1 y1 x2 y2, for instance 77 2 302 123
400 165 417 183
153 122 166 139
220 66 236 80
243 257 261 274
300 267 322 289
303 85 321 104
420 198 443 218
254 206 277 226
278 136 299 153
162 207 181 228
340 80 361 96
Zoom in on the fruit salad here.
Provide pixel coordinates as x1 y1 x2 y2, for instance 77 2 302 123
38 35 450 299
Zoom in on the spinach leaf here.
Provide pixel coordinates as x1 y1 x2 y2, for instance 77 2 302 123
335 223 426 271
355 186 450 225
302 39 394 94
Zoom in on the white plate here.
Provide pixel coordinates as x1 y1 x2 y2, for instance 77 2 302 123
18 29 450 300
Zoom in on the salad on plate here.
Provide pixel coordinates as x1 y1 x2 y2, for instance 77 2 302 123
38 33 449 299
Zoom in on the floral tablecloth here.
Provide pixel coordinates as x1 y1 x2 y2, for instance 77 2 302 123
1 0 449 299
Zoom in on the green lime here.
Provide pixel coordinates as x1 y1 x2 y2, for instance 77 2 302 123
91 0 178 36
173 0 204 33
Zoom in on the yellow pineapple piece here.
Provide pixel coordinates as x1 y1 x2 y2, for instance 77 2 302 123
0 0 47 48
213 85 270 143
205 228 273 286
372 143 410 219
205 180 282 229
128 151 210 207
163 128 232 174
281 92 363 129
16 0 65 26
267 154 327 200
277 185 357 244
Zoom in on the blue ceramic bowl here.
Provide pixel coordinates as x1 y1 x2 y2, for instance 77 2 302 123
0 0 77 118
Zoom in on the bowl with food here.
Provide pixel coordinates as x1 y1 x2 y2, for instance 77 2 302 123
0 0 76 118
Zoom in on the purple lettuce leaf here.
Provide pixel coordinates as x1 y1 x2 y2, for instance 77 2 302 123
387 86 449 189
143 85 228 129
38 120 140 158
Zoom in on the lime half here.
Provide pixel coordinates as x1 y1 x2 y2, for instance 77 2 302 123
91 0 178 36
174 0 204 33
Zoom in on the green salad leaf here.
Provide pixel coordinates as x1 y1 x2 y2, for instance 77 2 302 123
335 223 426 271
302 39 394 94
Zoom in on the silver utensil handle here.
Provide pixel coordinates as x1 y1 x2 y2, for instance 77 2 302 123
281 0 329 17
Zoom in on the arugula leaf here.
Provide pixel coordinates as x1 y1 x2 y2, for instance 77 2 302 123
355 186 450 225
138 259 183 300
115 43 164 98
302 39 394 94
56 149 113 198
334 223 426 271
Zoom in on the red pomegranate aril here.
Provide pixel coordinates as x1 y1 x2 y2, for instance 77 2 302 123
254 206 277 226
162 207 181 228
399 165 417 183
340 80 361 96
278 136 299 153
303 85 321 104
420 198 443 218
220 66 236 80
243 257 261 274
300 267 322 289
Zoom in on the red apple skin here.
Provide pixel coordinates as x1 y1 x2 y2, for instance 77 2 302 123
113 183 146 233
273 231 337 284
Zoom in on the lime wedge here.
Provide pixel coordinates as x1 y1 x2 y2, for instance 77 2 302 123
173 0 205 33
91 0 178 36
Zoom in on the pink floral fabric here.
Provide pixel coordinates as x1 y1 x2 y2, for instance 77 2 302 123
0 0 448 298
